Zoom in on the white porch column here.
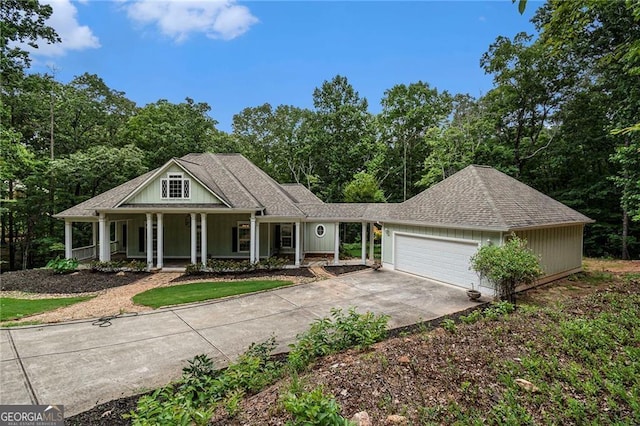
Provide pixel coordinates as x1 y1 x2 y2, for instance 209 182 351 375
295 221 301 266
361 222 367 265
105 221 112 261
98 213 107 261
146 213 153 269
92 222 98 259
190 213 197 264
200 213 207 264
334 222 340 265
369 222 375 261
250 213 256 263
255 221 261 262
64 220 73 259
156 213 163 269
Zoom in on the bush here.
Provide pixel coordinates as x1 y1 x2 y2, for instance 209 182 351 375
185 262 205 275
90 260 147 273
282 387 354 426
45 256 79 274
470 234 543 303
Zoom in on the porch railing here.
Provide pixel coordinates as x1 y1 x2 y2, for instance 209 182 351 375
72 245 96 261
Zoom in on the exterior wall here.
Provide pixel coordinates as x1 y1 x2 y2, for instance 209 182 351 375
381 223 502 266
304 222 336 253
515 224 584 281
127 165 223 205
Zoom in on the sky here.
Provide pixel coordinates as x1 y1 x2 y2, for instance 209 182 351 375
27 0 542 132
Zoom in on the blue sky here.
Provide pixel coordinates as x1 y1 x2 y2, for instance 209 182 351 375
28 1 541 132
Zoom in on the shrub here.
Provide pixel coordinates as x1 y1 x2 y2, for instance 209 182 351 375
89 260 147 273
185 262 205 275
45 256 79 274
282 387 354 426
470 234 543 303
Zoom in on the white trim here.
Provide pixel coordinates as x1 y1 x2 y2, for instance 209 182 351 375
64 220 73 259
314 224 326 238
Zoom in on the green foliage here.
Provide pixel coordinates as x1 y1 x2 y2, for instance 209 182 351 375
441 318 457 333
471 235 543 302
132 280 294 308
282 387 354 426
0 296 92 321
45 256 78 274
185 262 205 275
288 308 389 372
343 171 386 203
184 257 289 275
89 260 146 273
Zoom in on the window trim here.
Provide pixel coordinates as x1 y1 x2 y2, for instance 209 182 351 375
237 221 251 253
281 224 293 249
161 172 191 200
314 224 326 238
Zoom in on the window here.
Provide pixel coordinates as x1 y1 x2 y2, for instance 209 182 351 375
238 222 251 252
315 224 326 238
161 173 190 199
281 224 293 249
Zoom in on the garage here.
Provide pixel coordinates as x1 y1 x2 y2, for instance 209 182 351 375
393 234 480 289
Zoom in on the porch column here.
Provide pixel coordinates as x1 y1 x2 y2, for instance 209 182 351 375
361 222 367 265
105 220 112 261
334 222 340 265
92 222 98 259
250 213 256 263
295 221 301 266
64 220 73 259
255 221 261 262
146 213 153 269
156 213 163 269
190 213 197 264
200 213 207 264
369 222 375 261
98 213 107 261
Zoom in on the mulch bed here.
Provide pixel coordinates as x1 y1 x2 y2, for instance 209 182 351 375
324 264 370 275
0 269 149 294
66 393 144 426
171 267 316 282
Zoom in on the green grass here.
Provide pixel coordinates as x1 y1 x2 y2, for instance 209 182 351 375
342 242 381 259
132 280 294 308
0 296 93 321
0 320 43 328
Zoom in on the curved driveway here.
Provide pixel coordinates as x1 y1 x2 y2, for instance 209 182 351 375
0 269 478 416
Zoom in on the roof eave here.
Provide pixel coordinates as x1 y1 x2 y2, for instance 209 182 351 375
508 219 595 232
377 218 510 233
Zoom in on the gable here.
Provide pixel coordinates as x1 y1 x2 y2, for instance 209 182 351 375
125 164 225 205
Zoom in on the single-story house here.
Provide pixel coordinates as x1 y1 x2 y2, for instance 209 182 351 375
55 153 593 293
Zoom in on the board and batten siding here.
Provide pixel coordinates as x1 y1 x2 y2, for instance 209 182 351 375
127 165 223 205
515 224 584 281
381 223 501 266
303 222 336 253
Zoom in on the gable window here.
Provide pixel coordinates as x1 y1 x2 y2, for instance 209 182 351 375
315 224 326 238
161 173 190 199
281 224 293 249
238 222 251 252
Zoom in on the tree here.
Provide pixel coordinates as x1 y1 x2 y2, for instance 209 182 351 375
378 82 452 201
343 171 386 203
470 235 542 303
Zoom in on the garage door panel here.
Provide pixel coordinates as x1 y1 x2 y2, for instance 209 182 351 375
394 234 479 289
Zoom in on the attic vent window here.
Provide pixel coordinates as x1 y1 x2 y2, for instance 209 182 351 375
161 173 190 199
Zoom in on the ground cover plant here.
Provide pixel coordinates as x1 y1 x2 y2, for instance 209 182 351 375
132 280 294 308
0 296 93 321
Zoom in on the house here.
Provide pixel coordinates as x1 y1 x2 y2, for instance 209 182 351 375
55 154 593 292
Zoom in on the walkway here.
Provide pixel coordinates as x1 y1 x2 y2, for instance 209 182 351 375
0 270 480 416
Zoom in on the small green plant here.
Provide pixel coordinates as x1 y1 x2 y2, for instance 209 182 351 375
470 234 543 303
45 256 79 274
441 318 457 333
90 260 147 272
460 309 484 324
282 387 354 426
185 262 205 275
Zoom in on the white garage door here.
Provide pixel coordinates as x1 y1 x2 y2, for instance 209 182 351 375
394 234 479 289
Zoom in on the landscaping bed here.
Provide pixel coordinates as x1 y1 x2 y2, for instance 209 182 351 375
324 264 370 275
171 267 315 282
0 269 149 294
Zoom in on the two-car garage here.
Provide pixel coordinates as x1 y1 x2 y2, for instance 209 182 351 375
393 233 480 290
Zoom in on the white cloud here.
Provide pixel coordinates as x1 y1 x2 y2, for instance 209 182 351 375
27 0 100 57
123 0 258 42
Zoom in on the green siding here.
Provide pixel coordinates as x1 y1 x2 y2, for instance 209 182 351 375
516 225 584 277
127 165 223 205
381 223 501 265
304 222 336 253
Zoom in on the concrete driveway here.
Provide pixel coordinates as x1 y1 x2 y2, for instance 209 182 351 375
0 269 478 416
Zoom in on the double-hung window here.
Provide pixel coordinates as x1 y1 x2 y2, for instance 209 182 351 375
238 222 251 252
281 224 293 249
161 173 190 199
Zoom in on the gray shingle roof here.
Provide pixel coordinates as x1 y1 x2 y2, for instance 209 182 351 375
297 203 371 221
280 184 324 204
378 165 593 230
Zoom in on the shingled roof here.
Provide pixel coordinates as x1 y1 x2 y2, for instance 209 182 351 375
376 165 593 231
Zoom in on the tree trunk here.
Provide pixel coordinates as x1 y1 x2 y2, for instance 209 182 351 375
8 180 15 270
622 208 630 260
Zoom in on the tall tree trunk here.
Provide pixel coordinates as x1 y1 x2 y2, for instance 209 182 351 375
49 90 56 236
622 208 630 260
8 180 15 270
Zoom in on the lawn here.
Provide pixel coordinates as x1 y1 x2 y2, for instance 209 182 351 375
0 296 93 322
132 279 294 308
341 242 381 259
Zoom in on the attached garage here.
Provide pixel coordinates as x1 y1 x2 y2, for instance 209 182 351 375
393 233 480 289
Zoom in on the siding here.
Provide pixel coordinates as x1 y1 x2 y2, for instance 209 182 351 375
382 224 501 265
127 165 223 205
304 222 336 253
515 225 584 278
